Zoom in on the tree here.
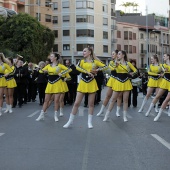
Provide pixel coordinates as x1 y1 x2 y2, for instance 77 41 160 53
0 13 55 63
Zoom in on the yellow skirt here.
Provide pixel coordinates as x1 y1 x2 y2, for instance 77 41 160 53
112 79 132 91
45 79 65 93
107 77 116 88
62 81 69 93
6 78 17 88
77 79 98 93
0 77 6 87
147 78 162 88
159 79 170 91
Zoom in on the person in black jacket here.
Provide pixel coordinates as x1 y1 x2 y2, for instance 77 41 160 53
64 60 79 105
13 59 28 108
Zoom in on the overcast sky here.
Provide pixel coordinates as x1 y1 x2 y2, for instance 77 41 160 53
116 0 169 17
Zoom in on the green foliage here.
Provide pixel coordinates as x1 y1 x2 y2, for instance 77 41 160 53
0 13 55 63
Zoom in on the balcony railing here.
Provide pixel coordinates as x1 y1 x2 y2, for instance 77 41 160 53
140 50 147 54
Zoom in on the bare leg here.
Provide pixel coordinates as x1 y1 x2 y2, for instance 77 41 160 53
116 92 123 117
4 88 9 113
54 93 61 122
122 91 130 122
59 93 65 116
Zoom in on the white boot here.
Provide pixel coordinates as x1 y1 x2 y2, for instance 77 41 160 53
36 110 45 121
145 103 154 117
54 111 59 122
63 114 75 128
9 105 13 113
0 107 2 116
103 110 110 121
96 104 105 116
4 104 9 113
59 108 64 117
138 97 147 112
123 111 128 122
154 108 163 121
88 114 93 129
168 107 170 117
155 102 159 113
116 106 120 117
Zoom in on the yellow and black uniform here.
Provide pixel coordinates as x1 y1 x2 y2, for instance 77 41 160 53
107 60 117 88
61 73 71 93
76 59 107 93
113 62 137 91
147 64 163 88
159 64 170 91
0 63 13 87
42 64 71 94
5 66 17 88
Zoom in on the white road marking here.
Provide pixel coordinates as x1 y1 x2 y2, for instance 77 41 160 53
126 113 132 119
150 112 156 117
151 134 170 150
0 133 5 137
27 110 40 117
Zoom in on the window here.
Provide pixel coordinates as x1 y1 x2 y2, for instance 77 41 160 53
103 4 108 12
45 15 51 22
103 31 108 39
53 2 58 10
36 0 41 5
133 46 136 53
103 45 108 53
124 31 128 40
36 13 41 21
141 44 144 53
63 44 70 51
103 18 108 25
77 44 94 51
63 16 70 22
53 16 58 24
124 45 128 53
117 31 121 38
133 33 136 40
76 15 94 23
129 31 132 40
63 30 70 36
45 0 52 7
53 44 58 52
129 45 132 53
77 29 94 37
54 30 58 38
140 33 144 39
62 1 69 8
76 1 94 9
117 44 121 51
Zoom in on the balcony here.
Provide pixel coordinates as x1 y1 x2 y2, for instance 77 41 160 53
17 0 25 5
111 39 117 43
111 25 117 30
140 50 147 54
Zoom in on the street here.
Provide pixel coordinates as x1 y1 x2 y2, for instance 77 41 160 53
0 87 170 170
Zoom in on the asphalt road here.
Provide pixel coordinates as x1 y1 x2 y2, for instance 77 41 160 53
0 87 170 170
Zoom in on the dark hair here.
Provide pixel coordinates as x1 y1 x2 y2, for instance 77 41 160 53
46 58 51 64
8 57 14 65
120 50 128 61
115 49 119 54
53 53 60 60
153 54 159 63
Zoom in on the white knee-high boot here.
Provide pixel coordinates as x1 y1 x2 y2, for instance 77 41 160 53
123 111 128 122
0 107 2 116
154 108 163 121
138 97 147 112
168 107 170 117
54 111 59 122
103 110 110 121
116 106 120 117
155 102 159 113
4 104 9 113
9 105 13 113
97 104 105 116
145 103 154 117
88 114 93 129
63 114 75 128
59 107 64 117
36 110 45 121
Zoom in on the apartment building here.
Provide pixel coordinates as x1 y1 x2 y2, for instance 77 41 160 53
53 0 117 64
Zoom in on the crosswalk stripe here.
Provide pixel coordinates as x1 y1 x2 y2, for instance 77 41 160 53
27 110 40 117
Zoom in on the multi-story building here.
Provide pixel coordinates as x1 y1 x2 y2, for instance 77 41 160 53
53 0 117 64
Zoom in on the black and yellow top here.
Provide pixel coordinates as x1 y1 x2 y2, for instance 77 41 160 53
112 62 137 91
147 64 163 88
5 66 17 88
0 63 13 87
42 64 72 94
159 63 170 91
76 59 107 93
